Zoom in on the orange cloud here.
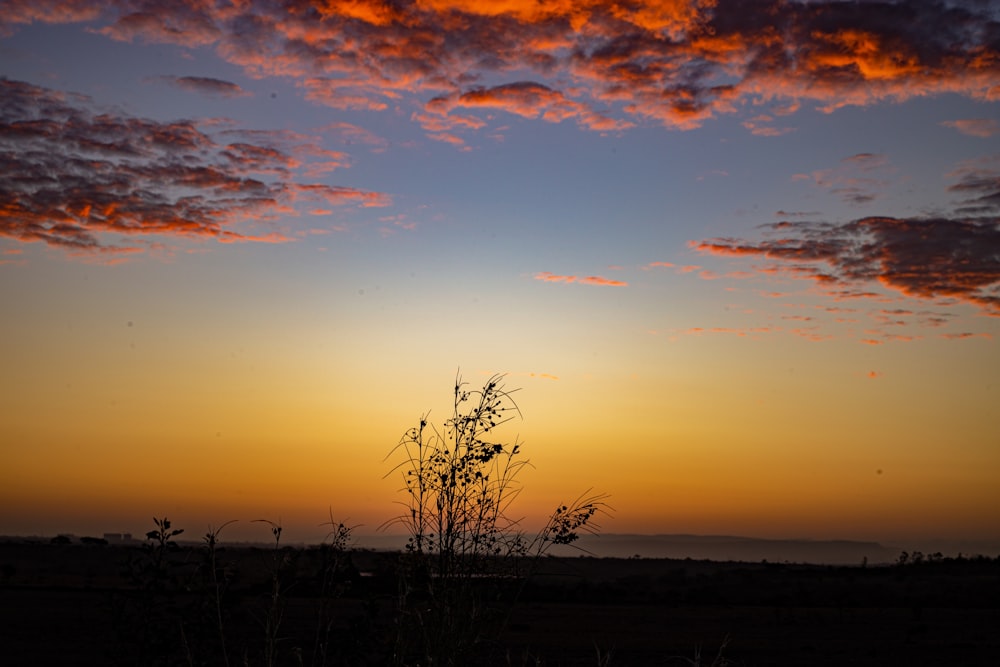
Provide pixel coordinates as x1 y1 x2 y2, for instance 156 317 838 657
742 117 796 137
3 1 993 139
415 1 713 37
300 78 391 112
534 272 628 286
0 78 389 256
426 82 633 138
0 0 103 33
790 328 831 342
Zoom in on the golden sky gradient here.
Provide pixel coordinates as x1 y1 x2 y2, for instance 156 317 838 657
1 0 998 548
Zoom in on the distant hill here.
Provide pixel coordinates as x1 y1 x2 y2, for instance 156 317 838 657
350 533 1000 565
552 534 1000 564
351 532 900 564
548 534 899 565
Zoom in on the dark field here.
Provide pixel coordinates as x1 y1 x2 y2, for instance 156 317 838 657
1 540 997 666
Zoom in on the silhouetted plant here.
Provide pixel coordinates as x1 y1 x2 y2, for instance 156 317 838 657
110 513 367 666
252 518 294 667
309 511 358 667
116 517 190 666
667 634 736 667
384 372 609 665
593 641 615 666
200 519 238 667
145 517 184 578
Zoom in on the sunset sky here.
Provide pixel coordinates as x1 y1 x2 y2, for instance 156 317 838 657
1 0 998 549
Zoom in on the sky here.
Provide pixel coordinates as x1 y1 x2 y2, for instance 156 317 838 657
1 0 998 550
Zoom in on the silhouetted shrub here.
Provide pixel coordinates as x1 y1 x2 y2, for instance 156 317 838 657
384 372 609 665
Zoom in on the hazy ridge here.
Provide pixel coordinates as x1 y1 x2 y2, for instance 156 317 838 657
353 533 1000 565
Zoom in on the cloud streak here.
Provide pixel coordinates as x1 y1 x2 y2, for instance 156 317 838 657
535 272 628 286
942 119 1000 138
0 78 389 256
2 1 996 141
149 75 249 97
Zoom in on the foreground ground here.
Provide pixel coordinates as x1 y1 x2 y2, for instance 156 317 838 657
0 540 997 665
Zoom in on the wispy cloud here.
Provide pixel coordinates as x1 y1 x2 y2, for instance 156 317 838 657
792 153 894 205
946 160 1000 215
0 78 389 257
941 119 1000 138
534 272 628 287
775 210 822 218
321 122 390 152
680 326 775 338
940 332 992 340
742 115 795 137
2 1 996 141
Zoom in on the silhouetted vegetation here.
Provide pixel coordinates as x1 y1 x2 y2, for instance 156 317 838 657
2 538 999 665
383 372 609 664
109 515 360 666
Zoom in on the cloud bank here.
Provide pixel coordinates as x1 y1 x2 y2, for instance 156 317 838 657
2 1 997 141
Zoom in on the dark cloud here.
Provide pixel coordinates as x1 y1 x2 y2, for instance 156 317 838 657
693 216 1000 315
775 210 822 218
2 1 996 140
0 78 389 256
150 75 248 97
948 168 1000 213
